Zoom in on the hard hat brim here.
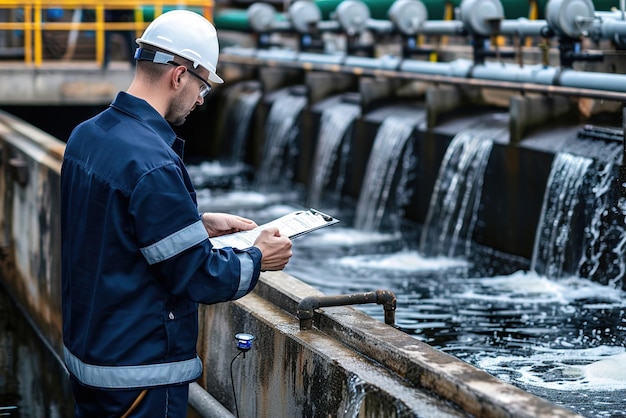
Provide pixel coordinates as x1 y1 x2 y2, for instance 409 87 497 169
209 72 223 84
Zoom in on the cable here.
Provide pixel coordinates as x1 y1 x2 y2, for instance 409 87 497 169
230 332 255 418
230 350 245 418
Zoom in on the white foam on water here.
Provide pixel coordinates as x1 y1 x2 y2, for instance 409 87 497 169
196 190 271 211
334 250 470 272
299 227 399 247
187 160 245 177
455 270 626 305
478 345 626 391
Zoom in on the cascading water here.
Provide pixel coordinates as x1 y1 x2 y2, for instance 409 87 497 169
187 85 262 190
528 138 626 286
307 101 361 209
255 89 308 192
419 121 506 258
221 87 262 166
578 162 626 288
353 113 423 232
194 86 308 211
530 153 593 278
340 375 367 418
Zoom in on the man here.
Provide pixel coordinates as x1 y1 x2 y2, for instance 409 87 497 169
61 10 293 417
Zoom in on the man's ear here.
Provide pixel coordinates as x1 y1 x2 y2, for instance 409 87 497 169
172 66 186 88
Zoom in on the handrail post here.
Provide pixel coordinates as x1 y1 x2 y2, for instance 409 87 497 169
24 4 33 64
95 5 105 67
33 0 42 67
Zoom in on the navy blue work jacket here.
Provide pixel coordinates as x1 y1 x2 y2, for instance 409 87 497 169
61 91 262 390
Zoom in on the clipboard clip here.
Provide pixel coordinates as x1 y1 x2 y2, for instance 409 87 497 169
309 208 334 222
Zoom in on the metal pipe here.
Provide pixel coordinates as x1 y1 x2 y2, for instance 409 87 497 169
591 18 626 39
498 18 548 37
366 18 394 34
402 58 626 94
188 382 236 418
419 20 466 36
399 58 474 78
297 290 396 330
219 51 626 101
344 55 401 70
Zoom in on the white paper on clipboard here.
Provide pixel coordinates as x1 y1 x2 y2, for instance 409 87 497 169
209 208 340 249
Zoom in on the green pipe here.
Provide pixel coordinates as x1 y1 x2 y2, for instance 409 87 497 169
316 0 620 20
140 6 204 22
314 0 539 20
213 8 252 31
213 7 288 32
314 0 396 19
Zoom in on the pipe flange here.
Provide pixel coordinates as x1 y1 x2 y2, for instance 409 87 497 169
459 0 504 36
247 3 277 33
289 0 322 34
388 0 428 36
546 0 595 38
334 0 370 36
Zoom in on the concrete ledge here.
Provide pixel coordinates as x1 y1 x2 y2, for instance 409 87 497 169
0 63 134 105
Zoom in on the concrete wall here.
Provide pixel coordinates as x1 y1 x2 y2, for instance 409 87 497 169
0 111 64 355
0 110 584 417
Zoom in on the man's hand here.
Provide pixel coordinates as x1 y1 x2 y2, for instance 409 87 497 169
201 212 257 237
253 227 293 271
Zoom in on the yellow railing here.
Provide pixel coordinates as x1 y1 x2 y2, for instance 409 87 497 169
0 0 214 67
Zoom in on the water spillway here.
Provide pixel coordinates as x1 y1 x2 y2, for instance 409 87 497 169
2 0 626 416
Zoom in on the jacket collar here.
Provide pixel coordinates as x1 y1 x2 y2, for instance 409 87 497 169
110 91 178 149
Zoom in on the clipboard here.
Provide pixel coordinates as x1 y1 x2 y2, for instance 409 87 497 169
210 208 340 249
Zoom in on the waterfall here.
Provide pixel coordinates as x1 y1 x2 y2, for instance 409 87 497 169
222 88 262 165
340 374 367 418
577 159 622 285
530 153 593 278
307 101 361 208
353 113 422 232
255 90 308 191
531 145 626 285
419 126 503 258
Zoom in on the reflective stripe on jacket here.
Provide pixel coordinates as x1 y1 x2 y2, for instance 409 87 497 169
61 91 262 389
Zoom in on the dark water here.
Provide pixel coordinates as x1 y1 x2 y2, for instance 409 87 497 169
0 285 74 417
286 222 626 418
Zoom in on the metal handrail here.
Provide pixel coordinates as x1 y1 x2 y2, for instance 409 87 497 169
0 0 214 67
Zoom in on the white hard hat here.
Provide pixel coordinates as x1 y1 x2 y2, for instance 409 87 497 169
136 10 223 84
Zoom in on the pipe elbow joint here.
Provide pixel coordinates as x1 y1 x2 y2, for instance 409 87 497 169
297 295 320 330
297 290 397 331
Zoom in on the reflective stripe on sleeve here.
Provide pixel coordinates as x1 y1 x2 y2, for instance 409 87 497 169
233 251 254 299
140 220 208 265
64 346 202 389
